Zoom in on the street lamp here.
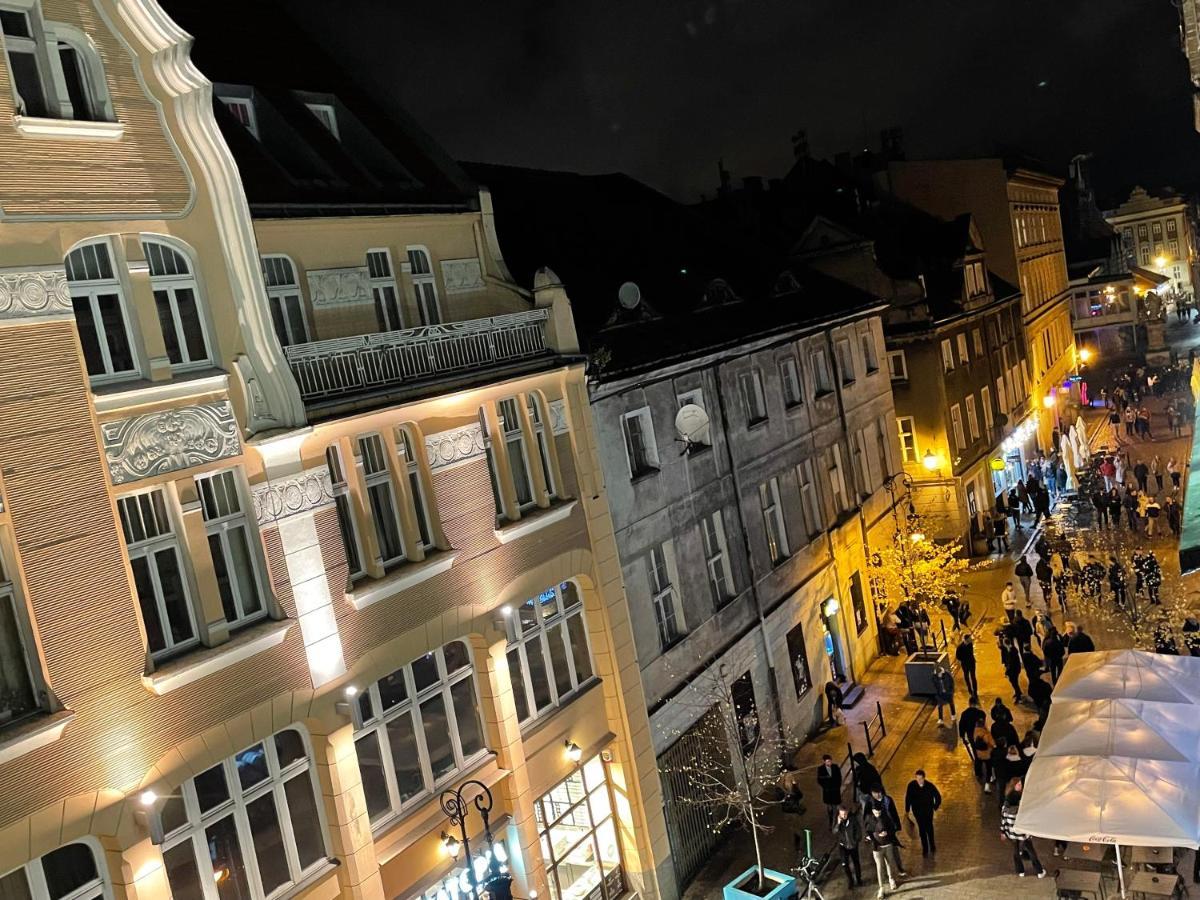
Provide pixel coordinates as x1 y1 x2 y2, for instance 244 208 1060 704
1156 255 1168 269
922 449 939 472
1079 347 1092 363
439 781 513 900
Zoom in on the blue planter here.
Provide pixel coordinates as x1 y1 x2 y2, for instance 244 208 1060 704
722 867 798 900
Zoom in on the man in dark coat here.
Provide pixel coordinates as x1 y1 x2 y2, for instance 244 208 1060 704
833 804 864 888
1066 622 1096 655
1041 627 1065 683
955 635 979 698
1011 611 1034 651
824 681 844 726
816 754 842 828
903 769 943 856
932 663 956 727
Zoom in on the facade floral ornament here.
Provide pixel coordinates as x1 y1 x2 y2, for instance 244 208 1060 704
425 423 487 471
0 268 73 320
251 466 335 526
102 401 241 486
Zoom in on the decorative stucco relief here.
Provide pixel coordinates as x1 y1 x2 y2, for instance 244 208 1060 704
441 258 485 294
102 401 242 486
252 466 335 526
306 267 371 307
548 398 569 435
0 268 73 320
425 423 486 472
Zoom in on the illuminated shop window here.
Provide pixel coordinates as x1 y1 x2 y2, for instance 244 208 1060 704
535 755 625 900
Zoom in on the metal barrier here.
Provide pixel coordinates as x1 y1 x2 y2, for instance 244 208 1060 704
862 700 887 756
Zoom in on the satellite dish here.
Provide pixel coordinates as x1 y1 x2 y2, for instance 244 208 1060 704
618 281 642 310
675 404 711 448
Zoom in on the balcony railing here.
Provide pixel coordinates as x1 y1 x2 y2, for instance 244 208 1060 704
284 308 551 402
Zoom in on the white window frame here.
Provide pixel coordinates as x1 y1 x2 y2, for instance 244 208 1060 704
218 95 259 139
117 487 198 660
648 543 685 649
0 839 108 900
196 469 269 630
861 332 879 373
701 510 734 604
897 416 918 463
940 338 954 372
143 239 213 371
305 102 339 139
950 404 966 453
981 386 994 434
260 255 309 347
887 350 907 382
352 642 487 827
875 415 894 481
397 424 436 550
326 445 364 581
406 245 442 325
65 239 138 383
526 393 558 500
797 459 823 537
956 333 970 366
0 7 48 118
366 248 403 332
357 433 407 568
972 328 984 357
506 582 594 726
836 338 855 384
739 368 768 425
498 397 536 509
621 407 659 478
779 356 804 408
1 7 112 123
759 477 789 564
965 395 980 441
158 728 329 900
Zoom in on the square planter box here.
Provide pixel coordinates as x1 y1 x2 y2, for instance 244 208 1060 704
904 650 949 696
723 867 798 900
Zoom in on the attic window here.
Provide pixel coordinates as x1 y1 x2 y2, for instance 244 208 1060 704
219 96 259 139
305 102 339 140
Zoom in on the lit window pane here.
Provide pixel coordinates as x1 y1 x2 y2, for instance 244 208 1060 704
235 743 269 792
206 815 251 900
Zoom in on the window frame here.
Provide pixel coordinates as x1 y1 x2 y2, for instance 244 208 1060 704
648 542 685 650
797 458 823 538
352 642 488 827
357 433 407 569
860 332 879 373
0 839 108 900
972 328 984 357
829 444 849 514
0 565 43 728
738 368 768 425
779 356 804 408
965 395 980 442
620 407 659 478
158 728 329 900
195 468 270 631
956 333 970 366
896 416 918 463
65 239 138 384
886 350 907 382
835 338 855 384
940 338 954 373
0 6 48 118
304 102 339 139
505 582 595 726
812 347 833 394
218 95 259 139
758 476 789 565
260 255 309 347
497 397 536 510
535 756 626 900
396 424 436 551
143 238 214 372
326 444 364 581
676 388 711 448
526 393 558 500
981 386 994 435
366 248 403 332
701 509 734 605
950 404 966 453
406 245 442 325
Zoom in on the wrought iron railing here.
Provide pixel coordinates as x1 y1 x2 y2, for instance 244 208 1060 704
284 308 551 402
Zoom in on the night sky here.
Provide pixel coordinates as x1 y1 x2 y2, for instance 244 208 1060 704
291 0 1200 206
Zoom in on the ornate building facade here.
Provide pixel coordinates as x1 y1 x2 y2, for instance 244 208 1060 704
0 2 668 900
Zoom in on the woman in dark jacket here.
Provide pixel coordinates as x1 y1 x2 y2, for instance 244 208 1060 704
1042 627 1065 683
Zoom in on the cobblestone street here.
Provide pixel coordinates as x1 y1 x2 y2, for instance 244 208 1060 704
684 321 1200 899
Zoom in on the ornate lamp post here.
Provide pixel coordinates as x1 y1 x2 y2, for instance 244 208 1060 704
439 781 514 900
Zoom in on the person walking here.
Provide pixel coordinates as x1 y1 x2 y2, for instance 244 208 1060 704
1001 582 1017 623
1035 556 1052 607
991 508 1010 552
1135 458 1150 493
1125 487 1141 532
1014 556 1034 605
1042 626 1065 683
817 754 842 828
1108 556 1128 609
1066 621 1096 655
1145 552 1163 604
824 680 844 727
1142 406 1154 439
1109 407 1122 445
1008 490 1023 532
1167 494 1182 537
1000 790 1046 878
1169 456 1181 490
1092 488 1109 528
853 752 882 810
971 716 997 792
865 801 904 898
1115 454 1127 489
1011 610 1034 651
1050 552 1069 613
1033 483 1051 528
904 770 942 857
1001 639 1024 702
1107 487 1124 534
1153 455 1164 493
1099 456 1116 492
833 805 864 889
956 634 979 698
932 662 956 727
1145 494 1161 538
1125 405 1136 437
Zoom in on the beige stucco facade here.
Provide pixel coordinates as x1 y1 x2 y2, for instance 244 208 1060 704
0 4 669 900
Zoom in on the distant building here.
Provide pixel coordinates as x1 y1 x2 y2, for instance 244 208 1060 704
471 163 904 898
1177 0 1200 131
1104 186 1198 308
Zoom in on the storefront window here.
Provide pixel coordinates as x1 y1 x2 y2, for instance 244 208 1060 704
536 756 624 900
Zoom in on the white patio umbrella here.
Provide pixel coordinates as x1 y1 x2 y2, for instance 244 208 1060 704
1053 649 1200 705
1035 698 1200 762
1060 434 1077 489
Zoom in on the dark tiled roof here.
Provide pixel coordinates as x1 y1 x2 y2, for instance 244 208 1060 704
464 162 883 381
160 0 477 212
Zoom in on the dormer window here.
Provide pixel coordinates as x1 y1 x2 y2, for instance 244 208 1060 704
218 95 259 139
964 261 987 298
0 7 113 122
305 102 339 139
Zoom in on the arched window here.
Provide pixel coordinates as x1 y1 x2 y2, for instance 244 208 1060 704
506 581 594 724
144 239 212 370
65 240 136 381
260 256 309 347
406 246 441 325
159 727 328 900
0 10 113 122
353 640 486 825
0 840 107 900
397 423 435 551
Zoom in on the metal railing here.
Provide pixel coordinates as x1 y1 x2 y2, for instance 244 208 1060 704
284 308 551 402
862 700 887 756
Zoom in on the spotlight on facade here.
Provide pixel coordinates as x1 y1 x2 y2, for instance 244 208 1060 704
138 790 157 808
1043 394 1057 409
344 684 358 697
564 741 583 763
441 831 462 859
922 450 938 471
1156 255 1168 268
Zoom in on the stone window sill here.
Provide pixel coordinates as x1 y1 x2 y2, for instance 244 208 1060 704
347 551 458 611
0 709 75 767
493 500 577 544
13 116 124 140
143 618 293 695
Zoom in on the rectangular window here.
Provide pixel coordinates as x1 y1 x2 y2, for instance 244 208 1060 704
526 394 557 500
785 624 811 699
996 376 1009 415
1153 221 1163 236
197 470 267 630
305 102 339 139
779 357 804 408
830 444 849 512
852 428 869 497
701 511 734 605
260 255 308 347
812 347 833 393
406 247 441 325
0 563 38 726
730 672 759 754
739 369 768 425
972 328 984 356
850 572 869 635
956 333 970 365
897 417 917 463
758 477 789 564
836 339 855 384
621 408 659 477
648 543 684 650
357 434 406 567
397 426 434 549
366 249 403 331
117 490 197 658
326 445 363 579
887 350 907 381
965 395 980 441
497 398 534 509
860 333 879 373
0 9 46 118
940 338 954 372
535 757 626 900
797 459 823 537
219 96 259 139
981 386 994 434
506 583 593 725
950 404 966 453
876 414 894 480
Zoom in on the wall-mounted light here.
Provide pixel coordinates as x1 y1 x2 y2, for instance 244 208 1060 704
441 831 462 859
1079 347 1092 363
138 789 158 808
922 449 938 472
1042 394 1057 409
493 605 513 630
335 685 358 716
564 741 583 764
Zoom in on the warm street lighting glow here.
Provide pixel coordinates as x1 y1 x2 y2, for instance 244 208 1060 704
922 449 938 471
441 831 462 859
823 597 840 616
1043 394 1057 408
138 790 157 807
344 684 358 697
213 869 228 884
911 532 925 543
1079 347 1092 362
1156 255 1168 268
564 740 583 763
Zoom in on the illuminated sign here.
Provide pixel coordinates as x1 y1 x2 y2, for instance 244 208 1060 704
990 457 1006 471
416 842 511 900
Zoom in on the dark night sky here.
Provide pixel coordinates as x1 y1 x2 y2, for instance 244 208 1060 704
290 0 1200 206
